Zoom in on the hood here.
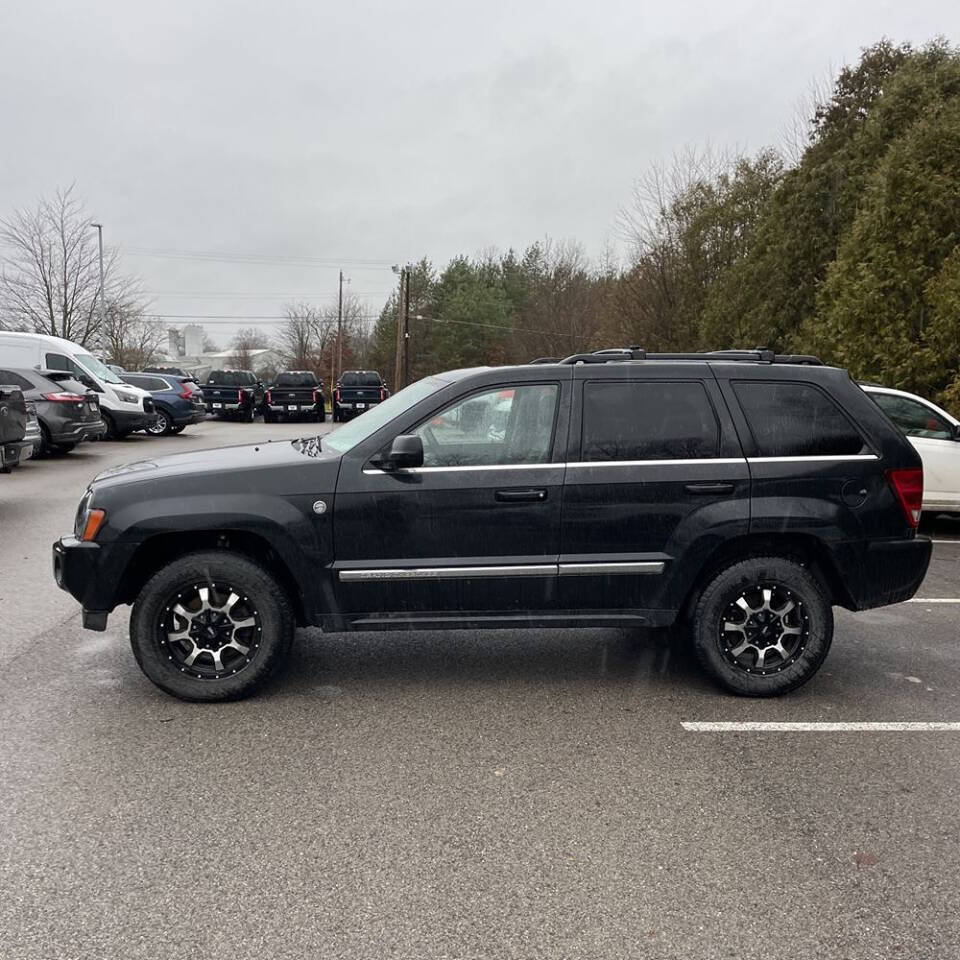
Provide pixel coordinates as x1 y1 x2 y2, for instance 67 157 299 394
93 436 342 491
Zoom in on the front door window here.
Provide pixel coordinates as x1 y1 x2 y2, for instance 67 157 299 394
414 384 559 467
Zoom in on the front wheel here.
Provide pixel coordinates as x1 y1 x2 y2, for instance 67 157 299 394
147 409 172 436
691 556 833 697
129 551 294 701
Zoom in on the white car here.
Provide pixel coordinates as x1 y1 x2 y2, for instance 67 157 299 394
862 384 960 514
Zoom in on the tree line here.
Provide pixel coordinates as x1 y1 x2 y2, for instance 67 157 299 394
2 38 959 408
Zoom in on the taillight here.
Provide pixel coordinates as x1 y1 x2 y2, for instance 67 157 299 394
265 390 272 404
887 468 923 527
379 387 385 401
237 389 244 402
178 386 192 399
43 392 84 403
312 388 319 404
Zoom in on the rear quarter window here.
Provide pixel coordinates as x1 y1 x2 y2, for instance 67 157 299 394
0 369 34 390
733 381 866 457
581 381 719 461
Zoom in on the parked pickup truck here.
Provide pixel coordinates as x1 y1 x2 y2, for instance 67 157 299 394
262 371 325 423
0 383 33 472
54 348 931 703
203 370 264 422
333 370 388 422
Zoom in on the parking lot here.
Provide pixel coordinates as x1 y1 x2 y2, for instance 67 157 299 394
3 417 960 959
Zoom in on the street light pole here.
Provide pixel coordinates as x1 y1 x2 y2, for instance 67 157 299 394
91 222 106 358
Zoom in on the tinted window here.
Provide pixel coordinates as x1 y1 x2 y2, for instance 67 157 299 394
275 372 317 387
207 370 254 386
733 381 865 457
123 375 166 391
581 381 719 461
0 369 34 390
414 383 558 467
341 371 382 387
870 392 954 441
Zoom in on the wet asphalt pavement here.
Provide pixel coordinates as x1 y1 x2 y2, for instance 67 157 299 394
2 419 960 959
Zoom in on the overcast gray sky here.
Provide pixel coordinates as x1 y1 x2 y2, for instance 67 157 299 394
1 0 956 346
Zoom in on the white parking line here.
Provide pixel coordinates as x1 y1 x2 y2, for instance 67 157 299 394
906 598 960 603
682 721 960 732
930 539 960 544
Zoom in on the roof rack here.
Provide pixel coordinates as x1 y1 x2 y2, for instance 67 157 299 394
552 347 822 366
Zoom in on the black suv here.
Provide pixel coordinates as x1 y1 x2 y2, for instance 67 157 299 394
53 349 931 702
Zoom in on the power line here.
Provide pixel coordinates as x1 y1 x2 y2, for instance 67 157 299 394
147 290 392 299
125 247 397 269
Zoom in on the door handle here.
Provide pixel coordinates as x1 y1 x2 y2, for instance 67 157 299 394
684 482 735 495
495 488 548 502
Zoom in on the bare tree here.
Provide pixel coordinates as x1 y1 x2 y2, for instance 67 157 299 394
0 186 141 348
102 291 166 370
231 327 269 369
276 301 324 371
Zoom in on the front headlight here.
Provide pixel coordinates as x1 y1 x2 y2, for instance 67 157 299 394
115 390 138 404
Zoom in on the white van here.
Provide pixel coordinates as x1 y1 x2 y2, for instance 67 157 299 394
0 332 157 439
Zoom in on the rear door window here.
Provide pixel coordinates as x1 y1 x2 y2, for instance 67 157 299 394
870 392 954 440
733 381 866 457
0 370 34 390
580 381 719 461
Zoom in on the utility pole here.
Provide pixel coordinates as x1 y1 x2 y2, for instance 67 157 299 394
403 268 411 387
392 265 405 390
92 223 106 358
336 270 344 383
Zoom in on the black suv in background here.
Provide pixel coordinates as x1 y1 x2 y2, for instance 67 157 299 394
0 367 105 455
333 370 388 421
54 349 930 702
262 370 325 423
203 370 264 422
0 382 31 472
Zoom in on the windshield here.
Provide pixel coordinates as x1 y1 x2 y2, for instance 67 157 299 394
341 371 382 386
323 376 446 453
275 372 317 387
74 353 123 384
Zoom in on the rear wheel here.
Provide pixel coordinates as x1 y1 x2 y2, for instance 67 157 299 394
129 551 294 702
52 441 76 454
691 556 833 697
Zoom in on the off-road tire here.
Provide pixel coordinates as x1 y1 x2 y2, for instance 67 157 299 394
129 551 294 702
692 555 833 697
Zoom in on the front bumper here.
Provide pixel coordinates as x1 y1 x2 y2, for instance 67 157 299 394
53 535 138 629
113 408 157 432
840 536 933 610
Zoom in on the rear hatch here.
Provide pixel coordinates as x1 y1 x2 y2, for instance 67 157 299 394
0 385 27 443
46 373 103 423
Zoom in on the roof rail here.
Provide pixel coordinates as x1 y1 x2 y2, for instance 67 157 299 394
528 356 562 364
554 347 822 366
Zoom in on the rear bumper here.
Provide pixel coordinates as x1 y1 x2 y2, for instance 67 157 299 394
267 403 321 414
1 440 33 468
50 419 107 444
840 537 932 610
